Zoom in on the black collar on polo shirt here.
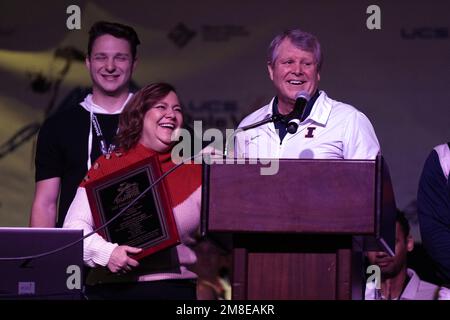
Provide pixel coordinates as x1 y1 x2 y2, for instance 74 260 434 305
273 90 320 143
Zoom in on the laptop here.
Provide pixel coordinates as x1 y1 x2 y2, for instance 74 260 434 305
0 227 83 299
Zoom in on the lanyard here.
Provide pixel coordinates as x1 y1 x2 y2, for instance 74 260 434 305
91 114 116 155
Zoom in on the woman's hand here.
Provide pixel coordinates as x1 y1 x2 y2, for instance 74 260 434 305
107 245 142 273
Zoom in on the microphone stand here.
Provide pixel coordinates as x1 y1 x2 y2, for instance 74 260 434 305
224 114 283 157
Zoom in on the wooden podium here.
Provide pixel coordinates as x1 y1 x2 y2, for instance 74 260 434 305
201 156 396 300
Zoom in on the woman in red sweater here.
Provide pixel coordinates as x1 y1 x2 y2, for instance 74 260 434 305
64 83 202 299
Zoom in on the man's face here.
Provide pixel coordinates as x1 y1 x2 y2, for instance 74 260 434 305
86 34 136 96
367 223 414 279
268 38 320 109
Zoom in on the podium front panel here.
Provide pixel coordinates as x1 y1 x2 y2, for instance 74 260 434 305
205 159 377 235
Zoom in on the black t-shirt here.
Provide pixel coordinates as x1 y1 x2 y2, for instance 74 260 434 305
35 106 119 227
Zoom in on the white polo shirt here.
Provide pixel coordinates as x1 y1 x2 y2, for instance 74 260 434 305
235 91 380 160
365 268 440 300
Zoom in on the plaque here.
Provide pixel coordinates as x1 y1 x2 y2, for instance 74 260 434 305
84 155 180 260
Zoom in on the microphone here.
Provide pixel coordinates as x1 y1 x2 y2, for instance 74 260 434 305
285 91 310 134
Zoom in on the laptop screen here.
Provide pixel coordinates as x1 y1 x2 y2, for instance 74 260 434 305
0 227 83 299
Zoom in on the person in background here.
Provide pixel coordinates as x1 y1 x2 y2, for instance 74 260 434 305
31 21 140 227
192 239 232 300
365 210 441 300
417 142 450 286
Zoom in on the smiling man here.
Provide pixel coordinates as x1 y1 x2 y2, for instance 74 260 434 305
365 211 441 300
235 29 380 160
30 21 140 227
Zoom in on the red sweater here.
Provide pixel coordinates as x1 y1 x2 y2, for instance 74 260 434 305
64 143 202 283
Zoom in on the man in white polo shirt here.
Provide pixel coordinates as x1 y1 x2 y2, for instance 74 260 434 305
235 28 380 160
